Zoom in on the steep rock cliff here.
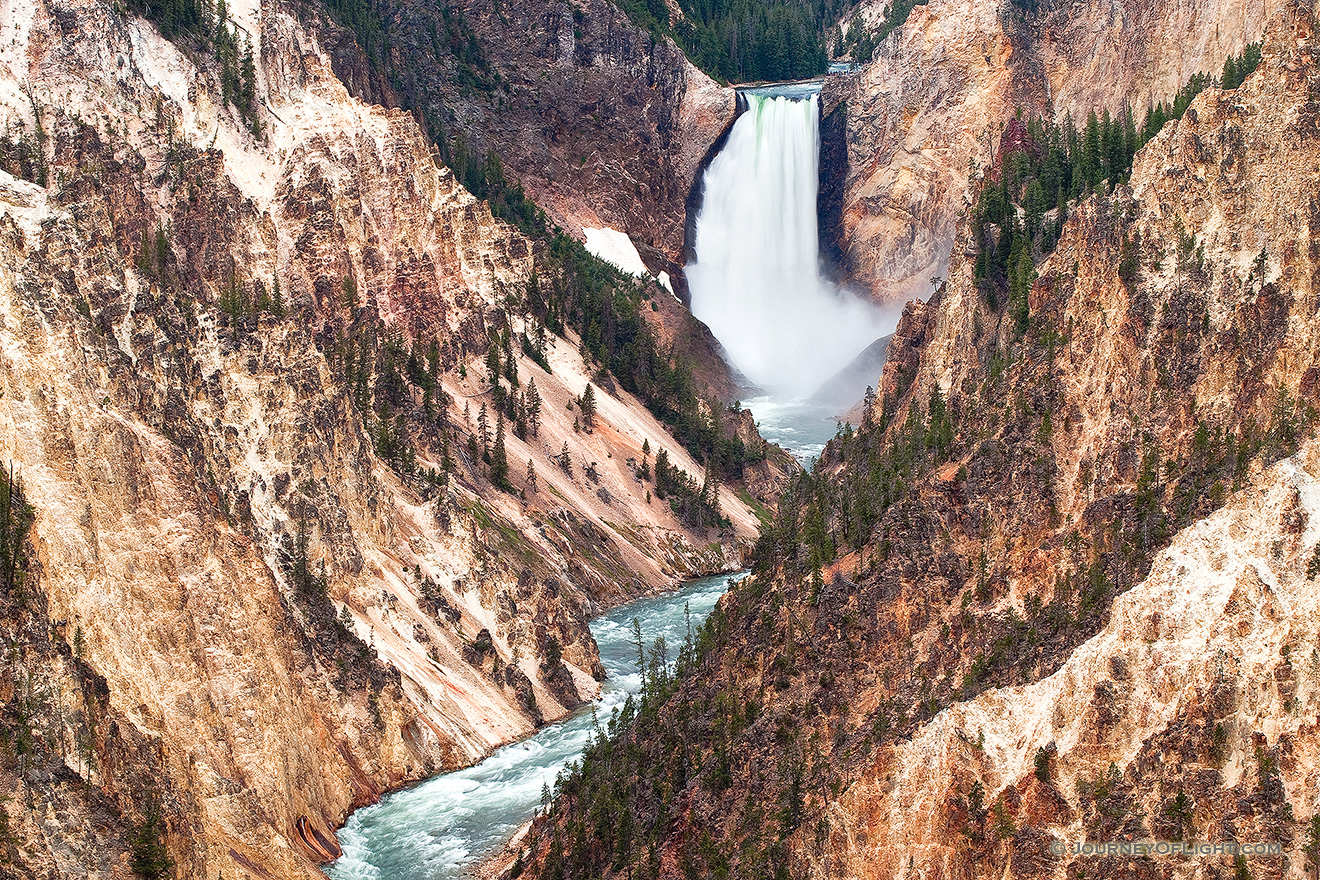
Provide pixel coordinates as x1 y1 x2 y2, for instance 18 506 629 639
524 4 1320 878
0 0 757 875
319 0 736 269
825 0 1282 304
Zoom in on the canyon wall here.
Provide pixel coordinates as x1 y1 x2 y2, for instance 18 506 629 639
0 0 758 875
826 0 1283 304
326 0 737 271
527 4 1320 878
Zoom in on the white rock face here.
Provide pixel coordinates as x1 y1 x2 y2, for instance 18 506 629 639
826 437 1320 879
0 0 757 875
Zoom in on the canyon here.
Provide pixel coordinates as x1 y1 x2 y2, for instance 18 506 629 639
824 0 1285 304
525 1 1320 878
1 0 1319 873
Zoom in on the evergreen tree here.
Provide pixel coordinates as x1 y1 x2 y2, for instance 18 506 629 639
525 459 538 495
579 383 597 431
492 411 509 488
1304 813 1320 880
525 378 542 438
129 798 172 879
0 463 33 596
477 402 490 460
502 329 518 386
1082 110 1101 188
485 340 502 391
240 36 257 111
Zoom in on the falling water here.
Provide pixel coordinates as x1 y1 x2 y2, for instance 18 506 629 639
686 85 890 405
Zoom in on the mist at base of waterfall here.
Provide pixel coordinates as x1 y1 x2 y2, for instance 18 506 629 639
687 89 893 405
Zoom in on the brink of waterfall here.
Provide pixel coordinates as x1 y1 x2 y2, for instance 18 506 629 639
686 87 890 403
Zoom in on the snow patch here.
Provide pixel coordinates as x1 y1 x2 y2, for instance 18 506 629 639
584 227 649 278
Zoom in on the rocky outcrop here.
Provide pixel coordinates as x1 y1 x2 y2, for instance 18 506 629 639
825 0 1282 304
824 437 1320 880
323 0 736 267
0 0 757 876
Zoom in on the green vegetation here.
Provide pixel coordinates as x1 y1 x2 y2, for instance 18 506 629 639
526 36 1305 880
1304 812 1320 880
129 797 173 879
465 157 764 488
0 116 47 187
326 0 828 95
126 0 261 135
971 45 1261 310
839 0 926 64
664 0 837 83
653 447 726 531
533 597 755 879
751 387 956 579
0 465 33 604
1033 746 1051 783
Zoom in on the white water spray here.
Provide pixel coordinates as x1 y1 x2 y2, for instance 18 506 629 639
687 89 889 402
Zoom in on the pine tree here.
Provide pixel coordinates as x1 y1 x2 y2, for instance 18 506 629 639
525 378 542 438
154 224 170 280
485 341 502 392
1304 813 1320 880
137 227 153 278
1082 110 1101 188
502 329 518 386
129 797 173 879
514 392 528 440
0 463 32 596
492 411 509 488
477 402 490 461
654 449 670 498
525 459 538 495
579 383 597 431
239 36 257 115
706 464 721 518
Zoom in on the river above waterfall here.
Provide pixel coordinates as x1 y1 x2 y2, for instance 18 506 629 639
326 572 746 880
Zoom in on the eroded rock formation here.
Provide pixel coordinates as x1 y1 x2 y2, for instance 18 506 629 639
826 0 1283 304
0 0 758 875
325 0 736 268
525 4 1320 878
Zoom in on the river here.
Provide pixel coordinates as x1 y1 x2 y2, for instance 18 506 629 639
326 571 747 880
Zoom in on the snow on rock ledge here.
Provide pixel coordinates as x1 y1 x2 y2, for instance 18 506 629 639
584 227 649 277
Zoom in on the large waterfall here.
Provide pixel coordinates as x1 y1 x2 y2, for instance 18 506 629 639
686 87 889 403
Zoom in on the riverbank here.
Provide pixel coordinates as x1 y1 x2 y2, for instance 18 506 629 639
326 572 748 879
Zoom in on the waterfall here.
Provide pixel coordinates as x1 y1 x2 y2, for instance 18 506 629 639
686 88 889 403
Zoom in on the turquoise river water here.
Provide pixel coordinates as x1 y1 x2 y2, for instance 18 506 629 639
326 571 746 879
